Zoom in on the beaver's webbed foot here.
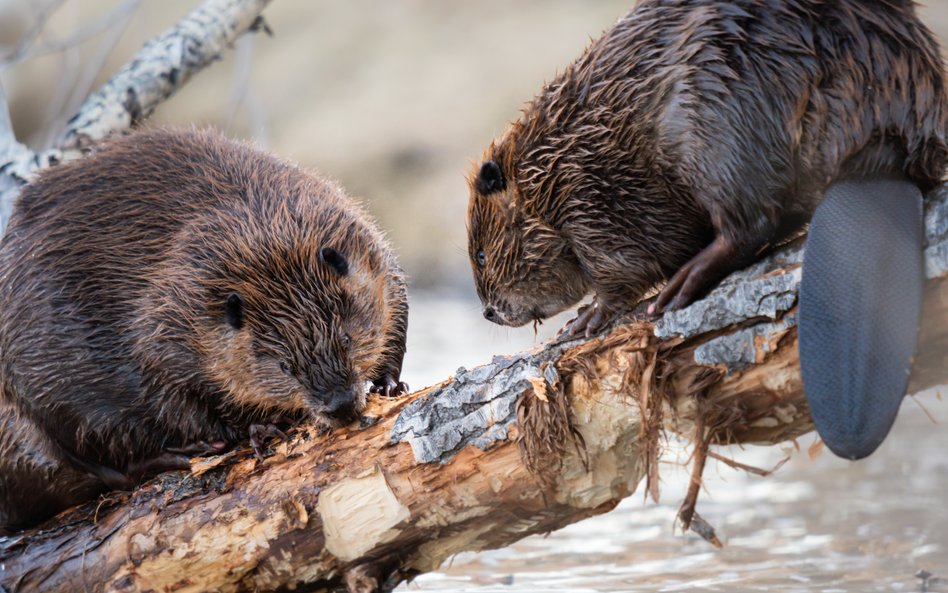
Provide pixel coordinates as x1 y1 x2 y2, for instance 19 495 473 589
370 374 409 397
559 298 616 339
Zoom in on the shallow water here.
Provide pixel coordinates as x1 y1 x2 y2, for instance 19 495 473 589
396 294 948 593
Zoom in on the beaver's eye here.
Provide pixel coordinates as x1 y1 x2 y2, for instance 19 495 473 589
476 249 486 267
279 361 292 375
341 333 352 348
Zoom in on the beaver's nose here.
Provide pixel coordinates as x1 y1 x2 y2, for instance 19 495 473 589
326 391 358 423
483 307 497 321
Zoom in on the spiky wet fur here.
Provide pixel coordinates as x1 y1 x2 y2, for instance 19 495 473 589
468 0 947 325
0 128 408 530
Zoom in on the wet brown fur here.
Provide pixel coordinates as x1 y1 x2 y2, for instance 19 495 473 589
468 0 947 325
0 128 408 530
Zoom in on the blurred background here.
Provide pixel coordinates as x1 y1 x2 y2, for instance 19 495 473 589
1 1 947 591
0 0 637 290
0 0 643 384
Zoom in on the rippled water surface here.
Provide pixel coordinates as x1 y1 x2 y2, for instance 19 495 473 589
396 295 948 593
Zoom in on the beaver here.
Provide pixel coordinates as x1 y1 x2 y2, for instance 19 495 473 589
468 0 947 459
0 128 409 531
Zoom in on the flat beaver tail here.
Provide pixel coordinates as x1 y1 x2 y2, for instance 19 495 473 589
799 176 924 460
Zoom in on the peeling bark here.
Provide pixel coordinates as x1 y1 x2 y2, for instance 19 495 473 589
0 1 946 589
1 186 945 593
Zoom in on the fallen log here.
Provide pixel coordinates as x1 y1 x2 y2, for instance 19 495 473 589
1 186 945 593
2 0 947 589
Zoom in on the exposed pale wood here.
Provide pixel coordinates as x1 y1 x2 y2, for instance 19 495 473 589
0 0 946 588
1 185 945 592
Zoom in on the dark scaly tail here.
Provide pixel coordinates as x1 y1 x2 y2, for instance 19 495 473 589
799 176 924 460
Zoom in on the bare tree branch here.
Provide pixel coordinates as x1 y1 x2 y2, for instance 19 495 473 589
0 0 273 234
224 33 270 145
43 0 139 148
58 0 273 150
3 0 142 66
0 81 15 149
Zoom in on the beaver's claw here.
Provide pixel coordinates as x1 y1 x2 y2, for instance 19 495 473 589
370 375 409 397
559 299 614 339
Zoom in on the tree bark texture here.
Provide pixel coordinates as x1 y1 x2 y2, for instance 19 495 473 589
1 0 947 589
1 186 945 592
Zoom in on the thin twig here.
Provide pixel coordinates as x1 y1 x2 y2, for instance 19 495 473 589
58 0 274 150
0 0 67 65
44 0 140 148
908 393 938 424
36 0 81 149
7 0 141 65
707 450 790 477
224 33 255 132
0 80 15 150
677 411 710 531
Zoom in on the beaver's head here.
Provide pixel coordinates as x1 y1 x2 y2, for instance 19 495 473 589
140 177 393 427
466 149 588 327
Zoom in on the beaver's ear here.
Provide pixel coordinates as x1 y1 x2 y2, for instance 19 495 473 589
225 292 244 330
475 160 506 195
319 247 349 277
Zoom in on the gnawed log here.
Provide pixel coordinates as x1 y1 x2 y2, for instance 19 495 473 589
1 187 945 593
1 0 947 588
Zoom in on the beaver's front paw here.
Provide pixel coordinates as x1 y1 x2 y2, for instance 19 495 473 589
370 375 410 397
559 298 615 339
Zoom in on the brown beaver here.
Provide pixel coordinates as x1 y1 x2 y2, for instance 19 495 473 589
468 0 947 458
0 128 409 531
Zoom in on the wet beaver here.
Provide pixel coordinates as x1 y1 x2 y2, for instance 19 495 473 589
0 128 409 531
468 0 947 459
